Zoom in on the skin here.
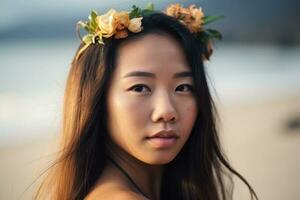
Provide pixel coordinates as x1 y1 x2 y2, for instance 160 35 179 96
86 33 198 200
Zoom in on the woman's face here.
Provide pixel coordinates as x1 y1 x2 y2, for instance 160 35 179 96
106 33 198 165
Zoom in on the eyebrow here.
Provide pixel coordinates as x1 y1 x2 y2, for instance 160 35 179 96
123 71 193 78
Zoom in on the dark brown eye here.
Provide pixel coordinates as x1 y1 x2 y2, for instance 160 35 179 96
129 84 151 93
176 84 194 93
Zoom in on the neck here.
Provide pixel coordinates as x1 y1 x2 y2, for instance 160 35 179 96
106 141 163 200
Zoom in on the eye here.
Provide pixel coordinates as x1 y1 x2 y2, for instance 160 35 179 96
128 84 151 94
176 84 194 93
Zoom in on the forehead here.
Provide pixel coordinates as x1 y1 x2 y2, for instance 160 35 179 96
115 33 190 76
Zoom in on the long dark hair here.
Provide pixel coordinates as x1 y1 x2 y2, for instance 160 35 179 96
34 12 258 200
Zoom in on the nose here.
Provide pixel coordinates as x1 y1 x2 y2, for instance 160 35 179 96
151 91 178 123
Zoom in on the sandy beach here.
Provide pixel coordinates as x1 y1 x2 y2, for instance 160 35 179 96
1 94 300 200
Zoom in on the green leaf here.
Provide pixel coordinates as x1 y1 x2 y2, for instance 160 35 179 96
86 22 95 33
89 10 98 21
77 21 86 27
144 2 154 11
179 14 185 20
87 10 98 31
203 15 224 25
97 37 104 45
77 20 89 32
142 2 155 16
82 34 93 44
206 29 223 40
129 5 142 18
198 31 210 43
130 3 155 18
141 9 153 16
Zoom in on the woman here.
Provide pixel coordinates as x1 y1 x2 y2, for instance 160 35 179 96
35 3 258 200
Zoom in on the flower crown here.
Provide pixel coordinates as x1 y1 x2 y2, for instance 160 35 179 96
75 2 224 61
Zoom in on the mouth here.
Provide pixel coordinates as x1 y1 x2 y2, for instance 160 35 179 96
146 130 179 148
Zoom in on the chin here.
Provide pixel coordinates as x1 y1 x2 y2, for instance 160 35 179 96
140 152 178 165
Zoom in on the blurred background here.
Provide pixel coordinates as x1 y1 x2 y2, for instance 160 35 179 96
0 0 299 199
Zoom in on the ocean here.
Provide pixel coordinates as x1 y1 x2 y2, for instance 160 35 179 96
0 38 300 146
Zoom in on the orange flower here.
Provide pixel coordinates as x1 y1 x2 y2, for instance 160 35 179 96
97 9 117 38
114 29 129 39
188 5 204 32
115 11 130 31
165 4 204 33
97 9 142 38
165 3 182 18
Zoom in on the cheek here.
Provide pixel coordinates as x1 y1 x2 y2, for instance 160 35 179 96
178 99 198 136
108 92 149 136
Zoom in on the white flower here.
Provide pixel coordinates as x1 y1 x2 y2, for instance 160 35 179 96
128 17 143 33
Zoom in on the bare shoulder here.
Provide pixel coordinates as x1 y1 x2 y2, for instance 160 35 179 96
84 163 149 200
85 185 148 200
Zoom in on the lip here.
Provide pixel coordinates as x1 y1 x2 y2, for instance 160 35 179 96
146 130 178 148
147 130 178 139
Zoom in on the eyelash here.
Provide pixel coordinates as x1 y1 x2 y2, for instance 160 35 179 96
128 84 194 94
